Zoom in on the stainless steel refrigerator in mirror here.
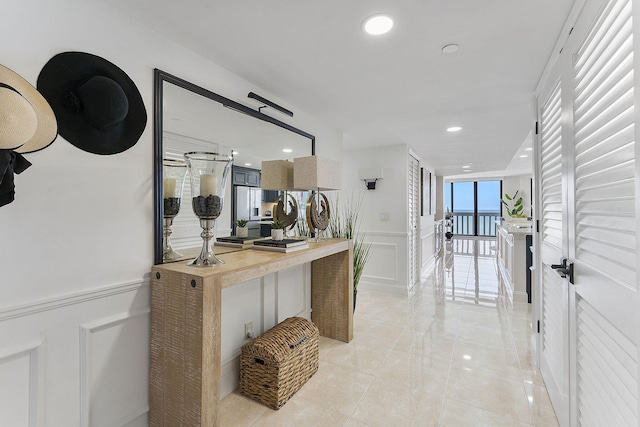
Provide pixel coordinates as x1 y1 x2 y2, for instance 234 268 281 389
234 186 262 237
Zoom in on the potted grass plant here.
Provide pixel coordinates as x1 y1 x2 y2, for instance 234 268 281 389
328 193 372 311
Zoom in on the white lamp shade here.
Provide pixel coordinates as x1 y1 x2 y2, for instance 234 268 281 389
293 155 341 190
261 159 294 190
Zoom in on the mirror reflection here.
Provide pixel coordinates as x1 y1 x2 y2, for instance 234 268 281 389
154 70 315 264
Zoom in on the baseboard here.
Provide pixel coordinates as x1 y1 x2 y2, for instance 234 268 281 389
359 281 407 295
513 291 529 303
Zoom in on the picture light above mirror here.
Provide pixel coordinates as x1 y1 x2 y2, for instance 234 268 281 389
247 92 294 117
153 69 316 265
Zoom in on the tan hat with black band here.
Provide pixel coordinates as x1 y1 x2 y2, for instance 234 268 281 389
0 64 57 153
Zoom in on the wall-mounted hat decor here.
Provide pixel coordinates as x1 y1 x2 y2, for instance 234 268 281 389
0 64 58 153
0 84 37 150
0 151 32 208
37 51 147 155
0 64 58 208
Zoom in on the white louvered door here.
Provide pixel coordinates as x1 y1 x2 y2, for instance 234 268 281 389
536 0 639 425
537 79 571 426
567 0 637 424
408 154 420 290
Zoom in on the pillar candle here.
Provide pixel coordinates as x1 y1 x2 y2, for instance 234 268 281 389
200 174 218 196
163 177 177 198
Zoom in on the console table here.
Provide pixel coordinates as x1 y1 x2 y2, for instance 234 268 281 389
149 238 353 426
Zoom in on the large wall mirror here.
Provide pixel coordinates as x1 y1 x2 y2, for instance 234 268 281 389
153 69 315 264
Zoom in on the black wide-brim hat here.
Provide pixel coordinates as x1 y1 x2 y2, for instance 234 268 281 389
37 51 147 155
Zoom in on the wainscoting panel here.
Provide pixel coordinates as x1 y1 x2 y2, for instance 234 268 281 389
0 279 149 426
359 231 408 294
359 225 436 294
0 262 315 421
80 310 150 427
221 276 265 363
0 339 43 427
366 242 399 282
421 224 436 278
262 273 278 333
277 264 310 323
219 264 312 398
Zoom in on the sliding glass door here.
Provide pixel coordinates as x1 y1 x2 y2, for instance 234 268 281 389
451 181 475 235
476 181 501 236
444 180 501 237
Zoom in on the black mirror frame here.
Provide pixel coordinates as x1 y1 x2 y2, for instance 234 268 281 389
153 68 316 265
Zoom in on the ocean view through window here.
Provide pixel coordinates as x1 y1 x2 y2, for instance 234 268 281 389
444 180 501 236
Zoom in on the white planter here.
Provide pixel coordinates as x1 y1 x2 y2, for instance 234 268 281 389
271 229 284 241
506 217 530 223
237 226 248 238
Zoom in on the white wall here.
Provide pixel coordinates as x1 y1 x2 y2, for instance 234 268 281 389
341 145 408 294
0 0 342 424
419 160 437 275
435 175 445 220
341 145 437 293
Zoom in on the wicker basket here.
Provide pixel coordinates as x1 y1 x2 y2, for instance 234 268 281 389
240 317 319 409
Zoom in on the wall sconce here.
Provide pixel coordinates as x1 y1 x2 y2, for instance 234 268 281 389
358 168 383 190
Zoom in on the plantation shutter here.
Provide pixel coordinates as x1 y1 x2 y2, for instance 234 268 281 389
537 78 570 424
539 82 563 251
571 0 637 424
573 0 636 288
408 155 420 289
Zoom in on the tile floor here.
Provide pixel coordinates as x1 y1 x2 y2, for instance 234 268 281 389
219 237 559 426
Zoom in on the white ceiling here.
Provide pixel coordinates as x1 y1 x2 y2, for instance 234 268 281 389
102 0 574 177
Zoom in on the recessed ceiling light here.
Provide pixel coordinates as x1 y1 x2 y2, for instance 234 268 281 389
232 151 239 155
462 165 471 169
442 44 459 54
520 155 528 158
244 163 251 166
525 147 532 151
447 126 462 132
363 14 394 35
282 148 293 153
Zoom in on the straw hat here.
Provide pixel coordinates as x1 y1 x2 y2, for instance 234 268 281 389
0 65 57 153
37 51 146 155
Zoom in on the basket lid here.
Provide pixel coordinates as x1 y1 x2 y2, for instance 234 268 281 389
242 317 318 363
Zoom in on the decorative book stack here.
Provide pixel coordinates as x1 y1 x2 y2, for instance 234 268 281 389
215 236 267 249
252 238 309 253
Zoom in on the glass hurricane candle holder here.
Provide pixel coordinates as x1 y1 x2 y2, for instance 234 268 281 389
162 159 188 261
184 151 233 267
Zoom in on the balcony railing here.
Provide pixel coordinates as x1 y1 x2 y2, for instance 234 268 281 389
449 236 496 257
452 211 501 237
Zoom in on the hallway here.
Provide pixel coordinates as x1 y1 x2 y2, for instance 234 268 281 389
219 237 559 426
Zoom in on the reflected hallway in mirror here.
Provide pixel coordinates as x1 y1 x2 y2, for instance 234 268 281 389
153 69 316 264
